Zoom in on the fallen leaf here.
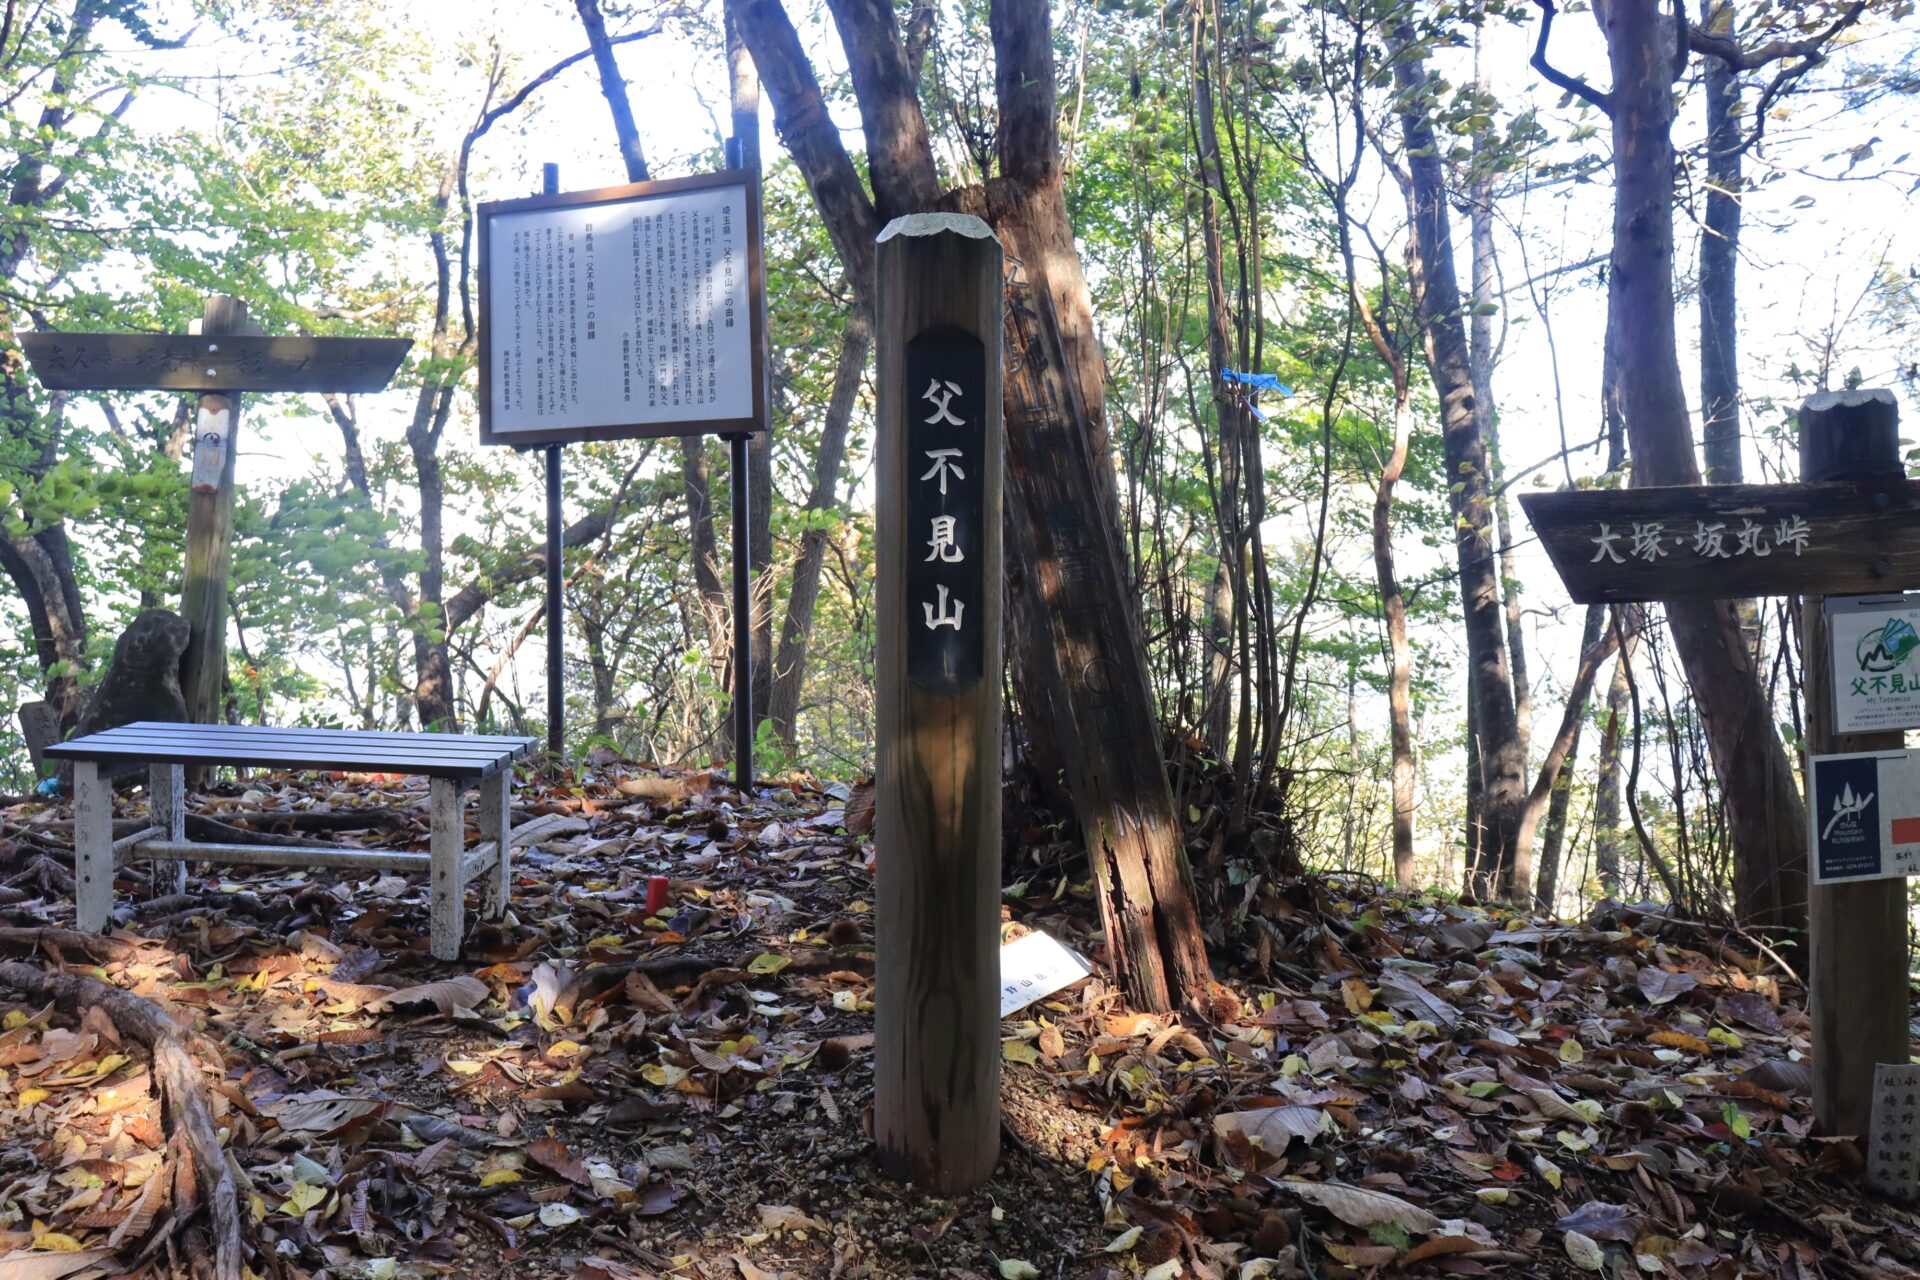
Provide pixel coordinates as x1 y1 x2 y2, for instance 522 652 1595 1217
1636 968 1698 1006
1213 1106 1330 1155
529 1136 590 1186
757 1204 829 1234
1273 1178 1440 1234
1564 1230 1606 1272
367 975 489 1015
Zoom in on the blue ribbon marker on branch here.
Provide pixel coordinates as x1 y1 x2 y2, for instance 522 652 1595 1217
1222 369 1293 423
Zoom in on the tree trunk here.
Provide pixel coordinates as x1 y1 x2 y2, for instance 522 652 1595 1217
1393 32 1526 900
1517 602 1614 905
1594 628 1633 899
1470 21 1530 766
1202 563 1233 755
1699 0 1742 487
571 0 733 683
996 218 1211 1012
735 0 1212 1010
1377 396 1418 890
767 306 872 750
1595 0 1808 933
1192 28 1252 786
0 530 88 727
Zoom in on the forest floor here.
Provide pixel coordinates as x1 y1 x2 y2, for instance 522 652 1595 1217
0 765 1915 1280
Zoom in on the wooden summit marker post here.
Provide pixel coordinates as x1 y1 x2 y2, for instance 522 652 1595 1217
1520 388 1915 1155
873 213 1003 1193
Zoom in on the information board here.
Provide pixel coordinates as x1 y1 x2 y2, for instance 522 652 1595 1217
477 170 766 446
1808 748 1920 884
1826 594 1920 733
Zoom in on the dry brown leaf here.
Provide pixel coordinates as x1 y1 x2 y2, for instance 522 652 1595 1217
0 1249 118 1280
757 1203 830 1234
529 1135 591 1186
1214 1106 1330 1155
366 975 489 1015
1275 1179 1441 1234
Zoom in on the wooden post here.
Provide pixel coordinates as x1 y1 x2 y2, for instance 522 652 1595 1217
873 213 1003 1194
179 296 248 729
72 760 111 932
147 763 186 897
1801 388 1912 1145
428 776 464 961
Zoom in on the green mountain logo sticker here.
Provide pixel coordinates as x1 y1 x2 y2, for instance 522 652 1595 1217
1857 617 1920 673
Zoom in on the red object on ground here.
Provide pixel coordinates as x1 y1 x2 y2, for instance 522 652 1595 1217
645 875 671 917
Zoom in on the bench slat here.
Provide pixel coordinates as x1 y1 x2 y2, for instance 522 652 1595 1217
57 722 533 751
46 721 534 779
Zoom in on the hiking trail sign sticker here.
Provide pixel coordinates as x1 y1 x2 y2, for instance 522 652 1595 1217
1808 749 1920 884
1826 594 1920 733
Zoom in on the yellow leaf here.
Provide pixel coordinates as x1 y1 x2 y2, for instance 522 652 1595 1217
33 1232 85 1252
1341 978 1374 1014
479 1170 523 1188
17 1088 48 1107
1534 1155 1563 1190
92 1052 130 1078
586 935 625 949
1707 1028 1744 1049
1003 1040 1041 1066
547 1040 585 1058
279 1181 328 1215
1649 1030 1714 1055
3 1010 26 1029
1559 1038 1585 1064
747 953 791 975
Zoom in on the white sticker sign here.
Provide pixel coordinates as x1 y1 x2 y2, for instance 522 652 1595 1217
478 170 765 446
999 930 1093 1018
1827 594 1920 734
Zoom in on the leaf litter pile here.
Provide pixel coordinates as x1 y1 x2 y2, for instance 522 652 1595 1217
0 763 1914 1280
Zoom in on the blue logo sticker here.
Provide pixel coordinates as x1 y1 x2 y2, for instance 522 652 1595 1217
1815 756 1883 881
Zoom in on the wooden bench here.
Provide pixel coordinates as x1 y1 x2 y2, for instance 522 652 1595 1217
45 722 537 961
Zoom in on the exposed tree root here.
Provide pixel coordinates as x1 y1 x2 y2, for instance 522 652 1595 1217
0 959 248 1280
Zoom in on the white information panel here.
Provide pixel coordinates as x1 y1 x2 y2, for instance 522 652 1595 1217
1826 594 1920 734
478 171 765 445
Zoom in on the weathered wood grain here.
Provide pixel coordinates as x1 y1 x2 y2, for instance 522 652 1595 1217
1519 478 1920 603
17 330 410 392
873 213 1002 1195
1797 390 1912 1147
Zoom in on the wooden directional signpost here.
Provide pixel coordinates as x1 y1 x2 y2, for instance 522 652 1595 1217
872 213 1003 1194
1521 388 1915 1165
19 297 410 730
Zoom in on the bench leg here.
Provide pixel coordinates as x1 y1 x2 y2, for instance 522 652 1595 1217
429 777 464 962
74 761 114 932
148 763 186 896
478 769 511 920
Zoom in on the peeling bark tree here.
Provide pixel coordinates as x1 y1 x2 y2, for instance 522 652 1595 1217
1391 31 1527 900
734 0 1212 1011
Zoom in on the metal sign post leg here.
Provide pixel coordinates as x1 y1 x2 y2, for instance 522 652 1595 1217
731 433 753 792
545 442 564 763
